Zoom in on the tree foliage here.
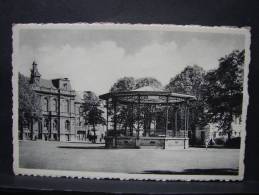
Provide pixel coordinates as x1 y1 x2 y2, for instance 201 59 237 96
109 77 136 134
82 91 106 141
19 73 41 122
204 50 244 136
135 77 162 89
110 76 163 92
107 50 245 140
110 77 135 92
165 65 206 99
109 76 163 134
165 65 208 129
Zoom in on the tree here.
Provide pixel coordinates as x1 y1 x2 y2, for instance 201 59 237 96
82 91 106 143
134 77 163 134
109 77 136 135
135 77 162 89
110 77 135 92
165 65 208 130
165 65 206 99
205 50 244 139
109 77 164 135
18 73 41 139
110 76 163 92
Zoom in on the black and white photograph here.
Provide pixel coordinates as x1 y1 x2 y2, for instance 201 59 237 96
12 23 250 181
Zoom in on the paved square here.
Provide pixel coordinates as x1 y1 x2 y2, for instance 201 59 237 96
19 141 240 175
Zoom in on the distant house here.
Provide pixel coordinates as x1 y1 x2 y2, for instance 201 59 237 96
19 61 105 142
194 116 242 146
208 116 242 143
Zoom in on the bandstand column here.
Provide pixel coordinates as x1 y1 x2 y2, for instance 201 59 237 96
131 103 134 136
184 103 187 138
174 107 178 137
106 99 109 133
113 97 117 147
165 96 169 137
183 103 186 149
137 95 140 139
186 103 190 138
184 101 190 138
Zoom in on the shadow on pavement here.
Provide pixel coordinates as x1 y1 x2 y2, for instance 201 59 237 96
58 146 106 149
142 168 238 175
57 146 139 150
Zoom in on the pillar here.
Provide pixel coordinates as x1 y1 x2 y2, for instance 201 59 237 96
174 108 178 137
113 97 117 147
184 104 187 138
137 95 140 139
131 103 134 136
106 99 109 133
165 96 169 137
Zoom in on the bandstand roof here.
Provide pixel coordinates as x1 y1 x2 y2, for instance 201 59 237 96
99 86 196 105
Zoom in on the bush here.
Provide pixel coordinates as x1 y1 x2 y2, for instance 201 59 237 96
214 137 226 145
226 137 241 148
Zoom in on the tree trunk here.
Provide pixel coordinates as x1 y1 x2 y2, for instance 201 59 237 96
227 131 232 141
93 124 96 143
19 118 23 140
31 117 33 140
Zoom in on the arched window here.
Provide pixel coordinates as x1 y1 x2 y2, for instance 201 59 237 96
53 119 58 131
65 120 70 131
63 99 70 113
44 119 49 130
43 97 48 111
66 100 70 113
63 83 67 90
75 105 80 115
52 98 58 112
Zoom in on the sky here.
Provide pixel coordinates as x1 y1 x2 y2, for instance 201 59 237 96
18 27 245 95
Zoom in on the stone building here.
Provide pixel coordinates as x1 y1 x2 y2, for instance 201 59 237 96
20 61 86 142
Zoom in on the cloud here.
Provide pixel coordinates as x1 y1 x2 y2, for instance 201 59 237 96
18 36 244 95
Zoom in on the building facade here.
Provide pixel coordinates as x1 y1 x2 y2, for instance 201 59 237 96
20 61 86 142
208 115 242 143
194 115 242 146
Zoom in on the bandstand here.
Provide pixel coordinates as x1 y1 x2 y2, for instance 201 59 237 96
99 86 196 149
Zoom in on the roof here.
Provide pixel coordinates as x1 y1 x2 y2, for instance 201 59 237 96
38 78 57 89
132 86 161 92
99 87 196 104
75 91 84 103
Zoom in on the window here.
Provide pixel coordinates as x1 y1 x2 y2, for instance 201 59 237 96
65 120 70 131
43 97 48 111
63 99 70 113
52 98 58 112
79 106 83 114
77 105 80 114
63 83 67 89
66 100 70 113
53 119 58 131
44 119 49 130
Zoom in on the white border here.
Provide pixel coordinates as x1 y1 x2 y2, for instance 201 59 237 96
12 23 251 181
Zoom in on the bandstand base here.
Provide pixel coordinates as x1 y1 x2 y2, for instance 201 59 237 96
105 136 189 149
